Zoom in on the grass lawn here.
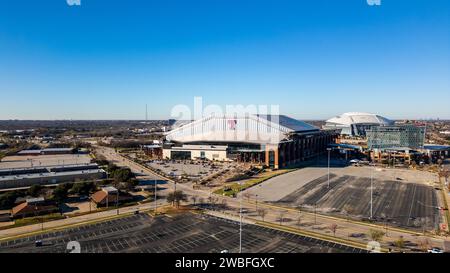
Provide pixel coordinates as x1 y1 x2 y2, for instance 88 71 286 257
0 213 66 231
213 169 295 197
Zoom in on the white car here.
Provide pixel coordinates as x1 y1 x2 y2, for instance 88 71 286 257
427 247 444 253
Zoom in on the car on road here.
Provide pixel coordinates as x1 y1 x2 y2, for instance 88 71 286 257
35 240 43 247
79 195 89 201
427 247 444 253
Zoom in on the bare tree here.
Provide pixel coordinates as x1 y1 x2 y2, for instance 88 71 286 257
329 223 338 237
211 197 218 208
394 236 405 250
207 195 217 208
278 210 287 225
190 196 197 206
296 211 303 226
257 208 268 222
342 204 354 222
207 195 213 204
418 238 431 252
166 190 187 208
439 169 449 185
414 217 431 235
221 199 228 211
243 192 252 202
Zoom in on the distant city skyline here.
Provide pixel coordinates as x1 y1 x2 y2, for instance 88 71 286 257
0 0 449 120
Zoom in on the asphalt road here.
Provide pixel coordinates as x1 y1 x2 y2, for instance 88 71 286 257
0 213 366 253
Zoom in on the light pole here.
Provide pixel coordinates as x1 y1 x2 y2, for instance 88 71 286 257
239 181 243 254
314 203 317 225
116 190 119 215
255 194 258 212
393 152 395 169
370 165 374 220
154 180 157 215
327 148 332 188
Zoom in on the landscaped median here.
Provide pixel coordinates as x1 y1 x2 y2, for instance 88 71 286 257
256 220 388 253
213 169 295 197
0 207 157 243
0 213 65 231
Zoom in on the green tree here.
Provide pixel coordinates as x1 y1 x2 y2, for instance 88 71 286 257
52 183 71 203
71 182 96 196
111 168 134 183
166 190 187 208
107 163 119 173
0 191 21 209
28 184 44 197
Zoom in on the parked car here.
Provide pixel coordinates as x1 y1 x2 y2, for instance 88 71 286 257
427 247 444 253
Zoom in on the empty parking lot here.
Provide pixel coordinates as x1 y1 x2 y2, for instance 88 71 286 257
275 174 439 229
242 165 441 230
0 213 366 253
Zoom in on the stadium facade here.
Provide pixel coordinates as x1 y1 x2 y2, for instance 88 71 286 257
164 115 338 169
323 112 394 136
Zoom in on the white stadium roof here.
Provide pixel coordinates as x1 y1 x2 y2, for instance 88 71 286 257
326 112 393 126
165 115 319 145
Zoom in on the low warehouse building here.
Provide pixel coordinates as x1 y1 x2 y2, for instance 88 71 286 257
0 164 106 190
17 148 75 156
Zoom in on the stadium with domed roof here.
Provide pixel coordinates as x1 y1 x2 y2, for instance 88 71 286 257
323 112 394 137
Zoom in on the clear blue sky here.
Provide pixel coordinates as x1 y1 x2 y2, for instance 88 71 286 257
0 0 449 120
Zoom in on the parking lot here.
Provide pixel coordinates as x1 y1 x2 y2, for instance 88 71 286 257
147 160 233 181
242 165 441 230
275 173 439 229
0 213 366 253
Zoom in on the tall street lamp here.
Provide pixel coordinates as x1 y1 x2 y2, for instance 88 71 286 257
154 180 157 215
239 181 243 254
370 166 373 220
